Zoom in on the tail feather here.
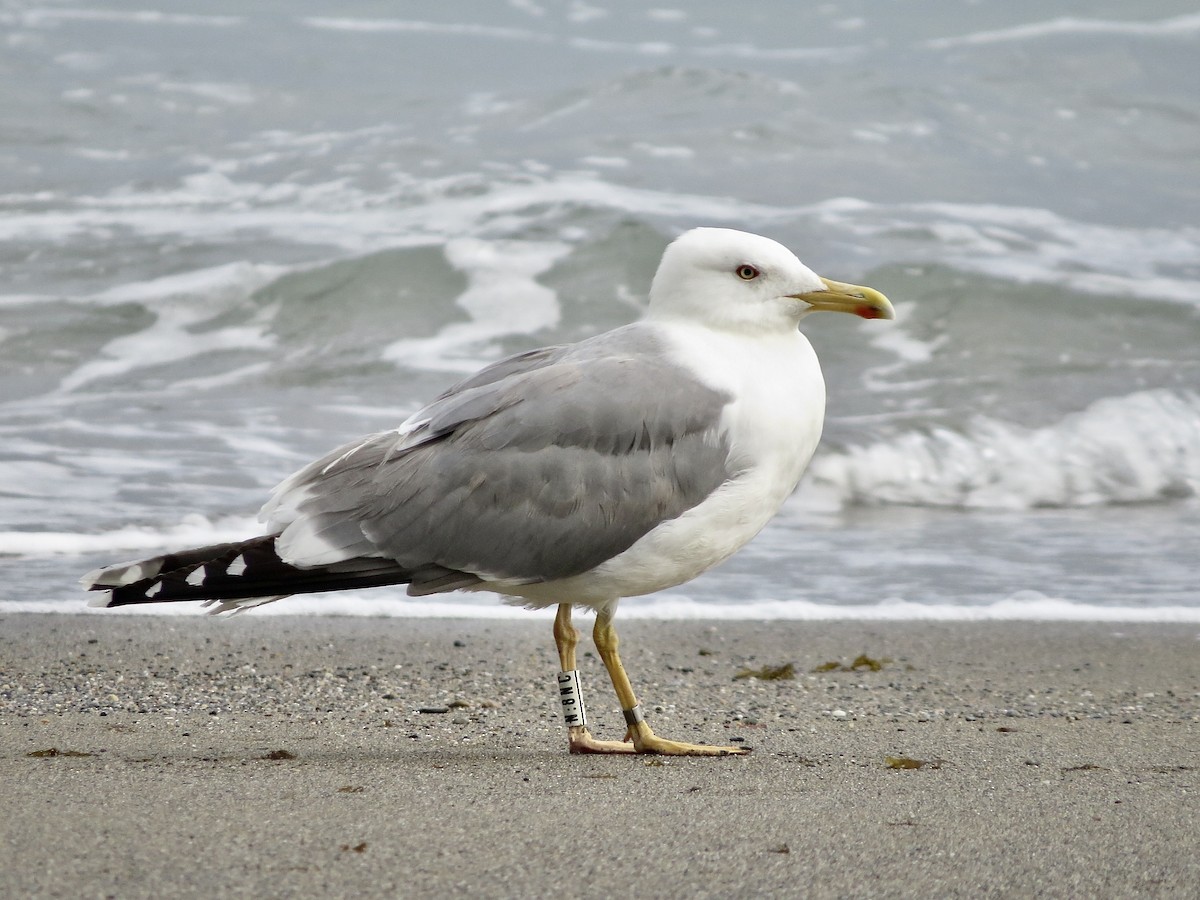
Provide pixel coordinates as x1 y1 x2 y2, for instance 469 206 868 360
81 535 481 611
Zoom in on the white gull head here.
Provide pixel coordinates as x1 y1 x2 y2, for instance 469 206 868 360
647 227 893 333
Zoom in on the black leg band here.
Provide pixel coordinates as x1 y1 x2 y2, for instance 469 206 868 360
622 704 645 727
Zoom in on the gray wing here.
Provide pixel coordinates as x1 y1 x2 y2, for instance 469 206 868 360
264 325 733 586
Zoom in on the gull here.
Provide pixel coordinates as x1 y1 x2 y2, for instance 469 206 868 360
83 227 893 756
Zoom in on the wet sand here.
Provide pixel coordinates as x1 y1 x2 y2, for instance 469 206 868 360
1 613 1197 898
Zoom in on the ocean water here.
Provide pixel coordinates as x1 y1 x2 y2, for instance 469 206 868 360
2 1 1198 621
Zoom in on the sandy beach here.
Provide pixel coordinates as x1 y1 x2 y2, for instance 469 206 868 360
1 613 1196 898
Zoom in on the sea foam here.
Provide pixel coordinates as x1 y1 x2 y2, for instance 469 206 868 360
7 590 1193 623
809 389 1200 510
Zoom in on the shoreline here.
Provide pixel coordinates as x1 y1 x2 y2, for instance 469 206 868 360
2 614 1197 897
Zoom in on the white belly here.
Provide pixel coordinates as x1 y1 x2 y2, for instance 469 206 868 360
496 324 826 609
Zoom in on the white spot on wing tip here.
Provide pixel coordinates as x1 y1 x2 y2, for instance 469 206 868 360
146 582 162 598
81 559 163 587
226 554 247 577
186 568 205 586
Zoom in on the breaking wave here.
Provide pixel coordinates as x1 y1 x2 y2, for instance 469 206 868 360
810 390 1200 510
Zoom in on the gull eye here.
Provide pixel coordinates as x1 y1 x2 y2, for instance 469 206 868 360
735 264 760 281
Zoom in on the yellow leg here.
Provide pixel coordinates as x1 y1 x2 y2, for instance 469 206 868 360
553 604 634 755
592 607 748 756
553 602 579 670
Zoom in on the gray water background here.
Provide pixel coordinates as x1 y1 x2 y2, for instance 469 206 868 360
1 1 1198 615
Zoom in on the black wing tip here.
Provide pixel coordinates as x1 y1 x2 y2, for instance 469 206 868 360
79 535 434 610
